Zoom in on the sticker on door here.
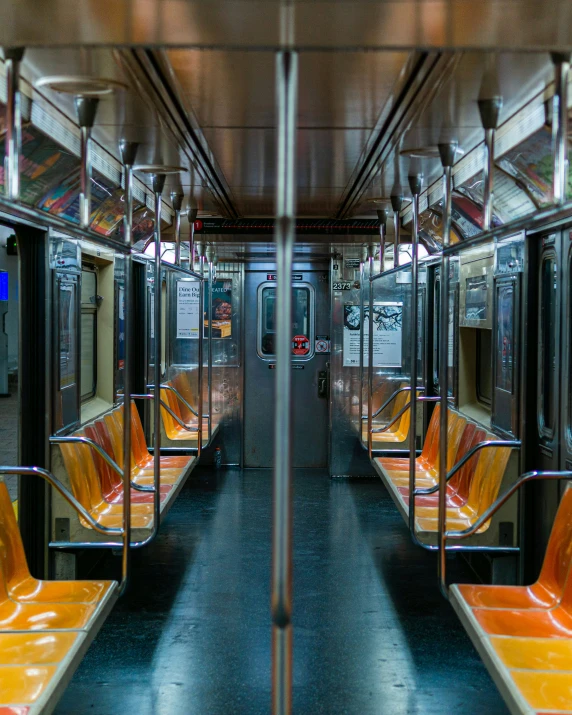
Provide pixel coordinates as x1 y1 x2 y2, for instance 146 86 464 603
292 335 310 356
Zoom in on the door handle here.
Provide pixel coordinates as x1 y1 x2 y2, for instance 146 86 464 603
318 368 329 399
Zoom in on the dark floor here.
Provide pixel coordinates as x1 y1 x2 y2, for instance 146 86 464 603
56 468 509 715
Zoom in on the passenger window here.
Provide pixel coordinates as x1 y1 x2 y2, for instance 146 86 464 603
476 330 492 406
59 281 78 390
258 283 314 358
540 254 557 434
80 268 97 401
496 283 515 393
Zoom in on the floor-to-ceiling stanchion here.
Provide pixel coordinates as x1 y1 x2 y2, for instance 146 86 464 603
171 192 184 266
437 142 457 598
551 53 570 205
188 208 198 269
151 174 166 531
367 244 375 460
477 97 502 231
407 175 422 539
3 47 24 200
118 140 139 594
272 49 298 715
390 195 403 268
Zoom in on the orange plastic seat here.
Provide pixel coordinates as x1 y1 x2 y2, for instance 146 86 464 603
59 441 153 530
450 487 572 714
414 443 511 534
0 484 113 604
378 402 441 473
387 411 467 488
160 386 208 442
367 389 413 445
86 422 171 502
398 424 484 508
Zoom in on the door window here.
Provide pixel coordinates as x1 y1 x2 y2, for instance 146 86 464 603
258 283 314 359
539 253 557 435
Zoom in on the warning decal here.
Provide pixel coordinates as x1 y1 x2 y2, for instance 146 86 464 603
315 338 330 353
292 335 310 356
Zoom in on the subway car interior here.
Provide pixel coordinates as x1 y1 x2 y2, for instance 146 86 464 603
3 3 572 714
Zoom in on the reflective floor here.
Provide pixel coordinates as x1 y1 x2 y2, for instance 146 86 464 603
56 468 509 715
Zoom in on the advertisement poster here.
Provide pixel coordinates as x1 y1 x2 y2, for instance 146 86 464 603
177 280 201 339
204 279 232 338
343 302 403 367
0 125 79 205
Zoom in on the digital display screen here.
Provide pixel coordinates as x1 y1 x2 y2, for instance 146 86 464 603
0 271 7 301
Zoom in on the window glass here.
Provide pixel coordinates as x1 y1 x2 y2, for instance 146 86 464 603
59 282 77 389
540 255 557 433
496 284 515 393
80 269 97 401
476 329 493 406
259 285 313 357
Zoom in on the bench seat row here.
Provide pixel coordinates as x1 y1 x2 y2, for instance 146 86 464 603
372 404 514 546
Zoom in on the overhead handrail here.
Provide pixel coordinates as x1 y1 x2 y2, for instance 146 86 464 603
160 259 206 282
49 435 154 493
371 394 439 433
440 470 572 595
415 440 521 496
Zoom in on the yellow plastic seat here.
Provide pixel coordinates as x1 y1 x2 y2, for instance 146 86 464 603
0 483 113 604
160 386 208 442
368 389 413 445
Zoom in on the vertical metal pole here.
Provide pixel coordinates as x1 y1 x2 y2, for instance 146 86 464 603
197 275 204 458
75 97 99 229
171 192 184 266
437 142 456 599
477 97 502 232
407 175 422 539
551 53 570 205
359 253 365 428
3 48 24 201
118 140 139 595
152 174 166 532
377 209 388 272
207 257 214 443
367 245 375 460
188 208 198 270
391 195 403 269
272 49 297 715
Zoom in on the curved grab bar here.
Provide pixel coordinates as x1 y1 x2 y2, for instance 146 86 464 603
362 385 425 422
148 383 203 419
446 470 572 541
414 440 521 496
133 393 199 433
0 466 123 537
371 395 440 434
437 469 572 597
50 436 154 493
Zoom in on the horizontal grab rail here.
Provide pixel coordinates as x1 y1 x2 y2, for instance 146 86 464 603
446 470 572 540
159 260 206 281
415 440 522 496
0 466 123 537
371 394 439 434
49 436 154 493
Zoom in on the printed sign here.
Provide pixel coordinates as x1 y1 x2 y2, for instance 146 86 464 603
266 274 303 281
292 334 310 356
343 302 403 367
177 280 201 338
204 279 232 338
117 286 125 368
315 337 330 353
